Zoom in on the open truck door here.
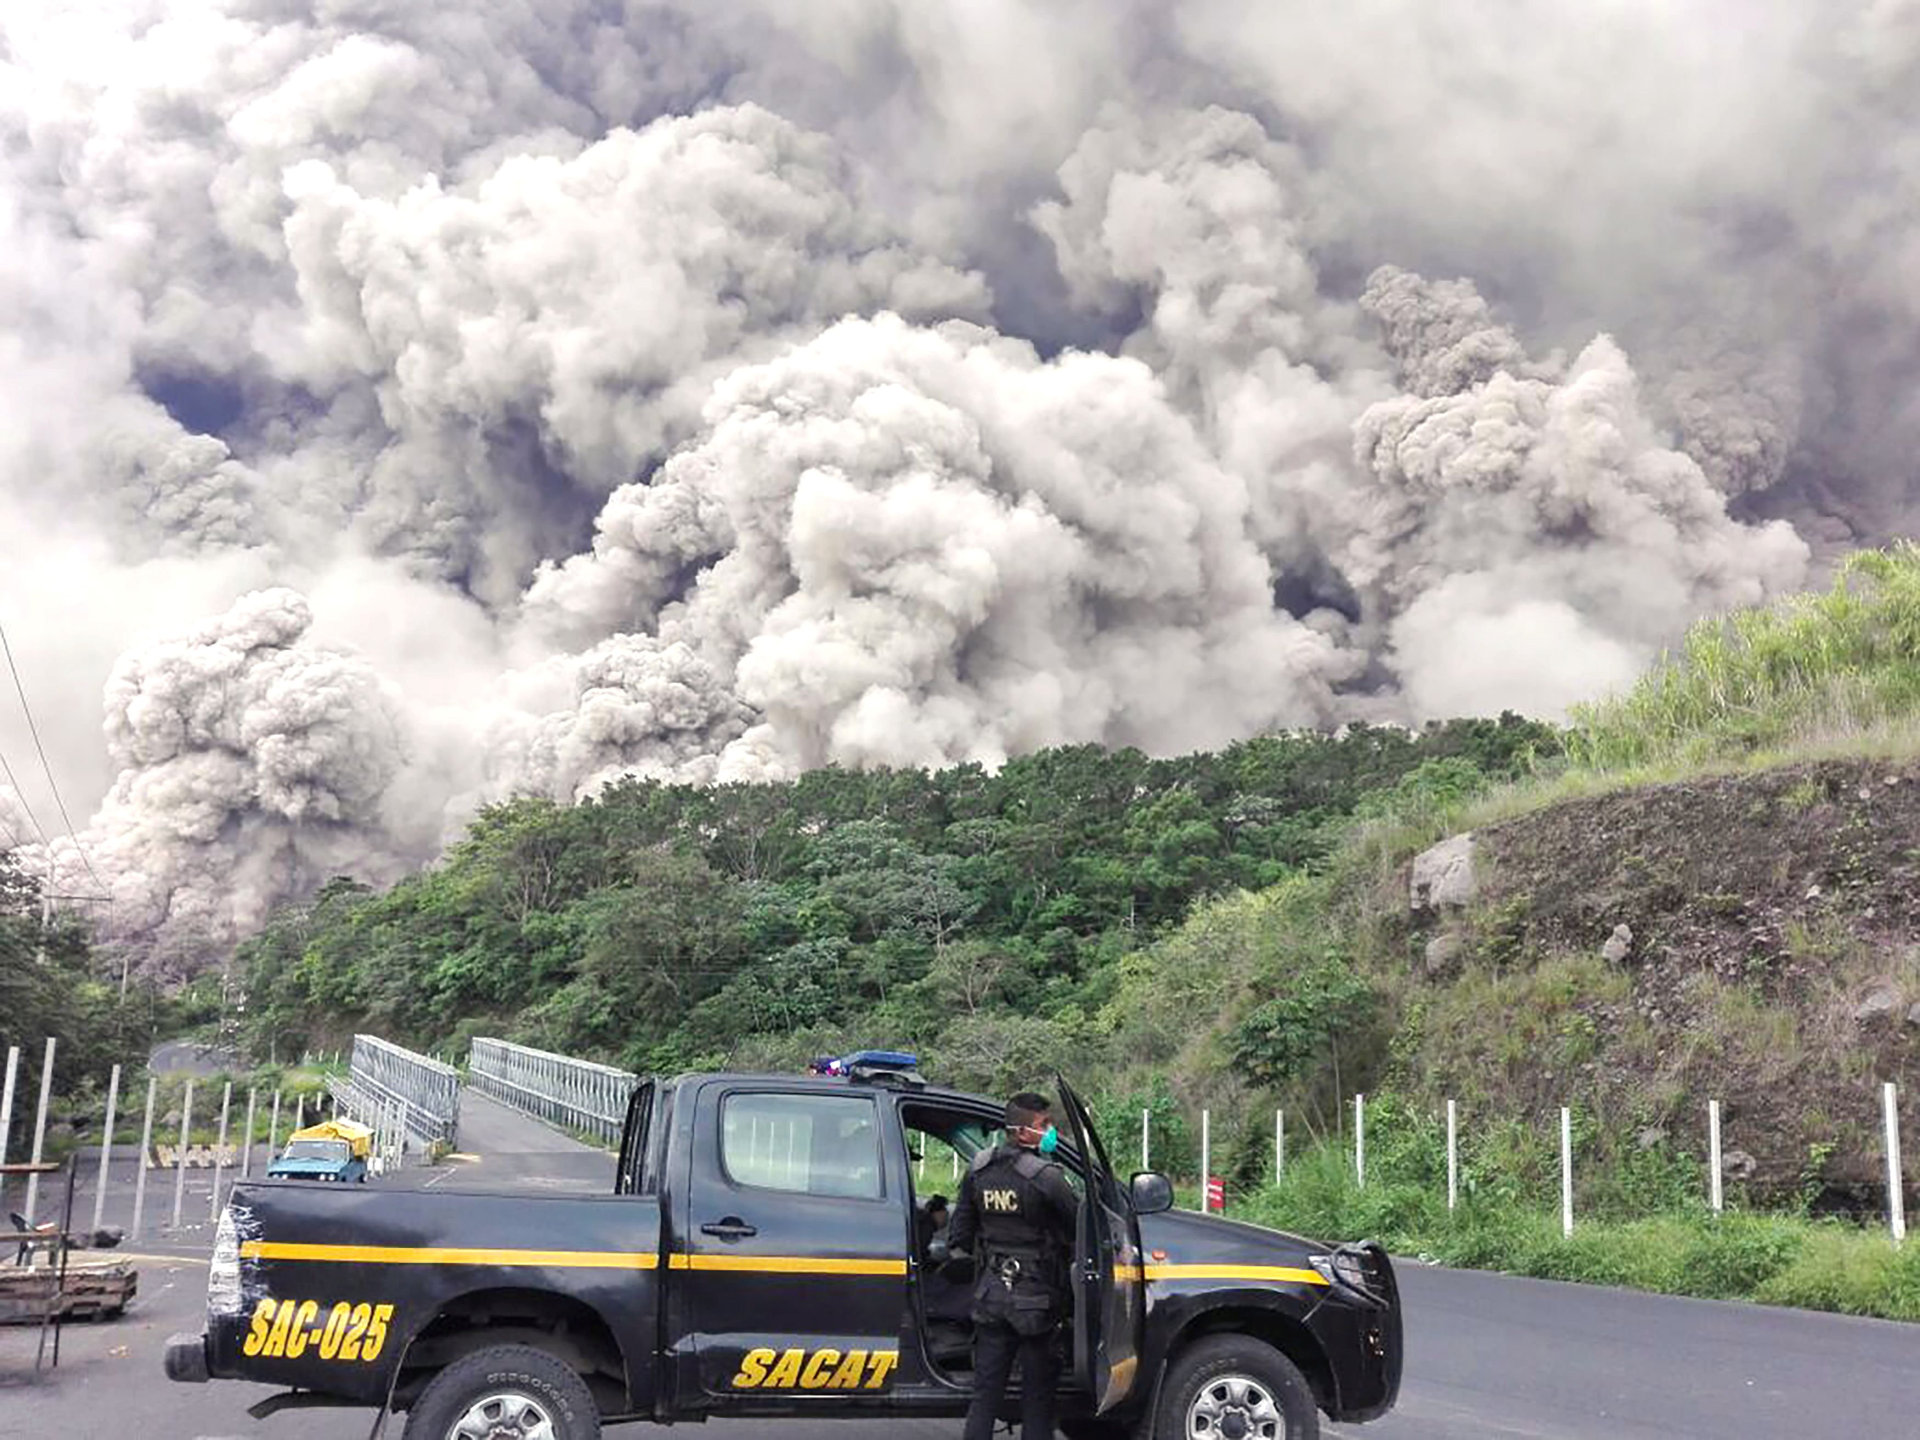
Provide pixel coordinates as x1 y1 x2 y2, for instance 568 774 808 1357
1055 1077 1145 1414
614 1079 655 1194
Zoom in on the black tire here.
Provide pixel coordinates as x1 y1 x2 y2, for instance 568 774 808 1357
1151 1334 1318 1440
402 1343 601 1440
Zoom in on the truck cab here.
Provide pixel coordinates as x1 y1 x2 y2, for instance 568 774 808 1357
266 1119 373 1184
266 1138 369 1184
168 1061 1401 1439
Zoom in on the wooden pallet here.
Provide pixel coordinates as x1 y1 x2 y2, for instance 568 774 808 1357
0 1263 138 1324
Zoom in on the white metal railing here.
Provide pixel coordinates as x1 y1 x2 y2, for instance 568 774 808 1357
467 1037 639 1147
325 1074 408 1174
347 1034 460 1150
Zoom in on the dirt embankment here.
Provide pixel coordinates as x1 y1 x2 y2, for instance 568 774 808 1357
1403 759 1920 1205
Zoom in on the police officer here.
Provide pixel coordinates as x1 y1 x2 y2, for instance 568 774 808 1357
948 1091 1079 1440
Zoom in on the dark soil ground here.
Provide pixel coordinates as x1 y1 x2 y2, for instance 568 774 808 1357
1403 759 1920 1204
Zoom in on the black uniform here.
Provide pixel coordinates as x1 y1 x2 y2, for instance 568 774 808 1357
948 1140 1079 1440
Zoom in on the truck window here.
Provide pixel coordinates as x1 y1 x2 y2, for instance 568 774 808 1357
721 1092 883 1200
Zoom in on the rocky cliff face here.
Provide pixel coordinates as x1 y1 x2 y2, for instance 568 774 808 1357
1400 759 1920 1206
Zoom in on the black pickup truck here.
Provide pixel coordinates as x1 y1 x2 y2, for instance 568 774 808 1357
167 1062 1401 1439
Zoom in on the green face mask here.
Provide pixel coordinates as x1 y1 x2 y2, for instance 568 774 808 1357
1038 1124 1059 1156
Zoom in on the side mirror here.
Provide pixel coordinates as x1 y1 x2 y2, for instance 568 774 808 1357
1130 1171 1174 1215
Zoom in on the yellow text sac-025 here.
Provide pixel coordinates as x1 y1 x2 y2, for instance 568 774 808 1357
242 1297 395 1363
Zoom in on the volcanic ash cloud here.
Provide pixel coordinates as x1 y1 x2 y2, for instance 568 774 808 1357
36 589 409 972
513 312 1357 794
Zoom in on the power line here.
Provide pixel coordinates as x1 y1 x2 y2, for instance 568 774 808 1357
0 740 50 851
0 615 109 898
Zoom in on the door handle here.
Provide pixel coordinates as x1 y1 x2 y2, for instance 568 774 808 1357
700 1218 758 1240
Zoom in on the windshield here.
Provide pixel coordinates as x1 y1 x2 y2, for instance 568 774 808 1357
283 1140 350 1161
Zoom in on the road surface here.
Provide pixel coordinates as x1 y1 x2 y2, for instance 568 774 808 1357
3 1087 1912 1438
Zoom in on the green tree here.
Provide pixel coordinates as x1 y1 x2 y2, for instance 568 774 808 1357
525 847 747 1067
1230 959 1374 1092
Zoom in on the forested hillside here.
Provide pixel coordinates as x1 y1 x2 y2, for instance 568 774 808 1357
236 718 1554 1092
0 852 180 1157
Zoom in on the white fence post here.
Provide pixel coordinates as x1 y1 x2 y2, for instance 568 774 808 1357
131 1077 156 1240
1355 1094 1366 1189
1886 1082 1906 1246
1446 1099 1458 1212
1709 1100 1724 1214
268 1090 282 1158
241 1088 257 1179
23 1036 56 1225
1275 1109 1284 1185
0 1045 18 1171
171 1078 194 1230
1141 1107 1150 1173
92 1063 122 1233
1561 1106 1574 1238
210 1081 232 1219
1200 1109 1210 1200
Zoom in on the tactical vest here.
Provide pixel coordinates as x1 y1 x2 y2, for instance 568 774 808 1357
965 1144 1068 1333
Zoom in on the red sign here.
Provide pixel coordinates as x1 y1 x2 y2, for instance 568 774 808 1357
1205 1176 1225 1212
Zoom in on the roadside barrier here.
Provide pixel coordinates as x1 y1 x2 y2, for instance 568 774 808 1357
1146 1084 1910 1243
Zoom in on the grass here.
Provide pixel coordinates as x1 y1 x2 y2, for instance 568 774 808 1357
1217 1143 1920 1322
1566 543 1920 774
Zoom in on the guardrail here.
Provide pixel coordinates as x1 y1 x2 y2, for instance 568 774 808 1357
345 1034 460 1151
467 1037 639 1148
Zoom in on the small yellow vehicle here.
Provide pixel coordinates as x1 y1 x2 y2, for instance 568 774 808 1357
267 1119 372 1184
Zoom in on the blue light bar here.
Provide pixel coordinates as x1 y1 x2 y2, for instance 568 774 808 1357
847 1049 919 1071
808 1049 919 1077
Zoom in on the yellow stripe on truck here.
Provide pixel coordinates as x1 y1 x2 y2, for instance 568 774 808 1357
1142 1263 1329 1286
669 1254 909 1277
241 1241 659 1269
240 1241 907 1277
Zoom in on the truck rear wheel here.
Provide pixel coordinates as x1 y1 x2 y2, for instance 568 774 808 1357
402 1343 601 1440
1154 1335 1318 1440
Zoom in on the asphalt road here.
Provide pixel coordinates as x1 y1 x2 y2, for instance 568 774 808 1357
4 1088 1913 1439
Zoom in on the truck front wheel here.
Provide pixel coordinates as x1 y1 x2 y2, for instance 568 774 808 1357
402 1343 601 1440
1153 1335 1318 1440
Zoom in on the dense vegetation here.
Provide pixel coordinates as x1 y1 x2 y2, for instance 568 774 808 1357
0 851 177 1161
235 718 1555 1089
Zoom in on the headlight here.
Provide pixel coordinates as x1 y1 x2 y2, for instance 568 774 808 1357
1309 1246 1389 1305
208 1208 243 1315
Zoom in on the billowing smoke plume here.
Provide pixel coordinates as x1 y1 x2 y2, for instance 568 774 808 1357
1350 302 1808 717
2 0 1913 966
515 312 1350 793
38 590 409 975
